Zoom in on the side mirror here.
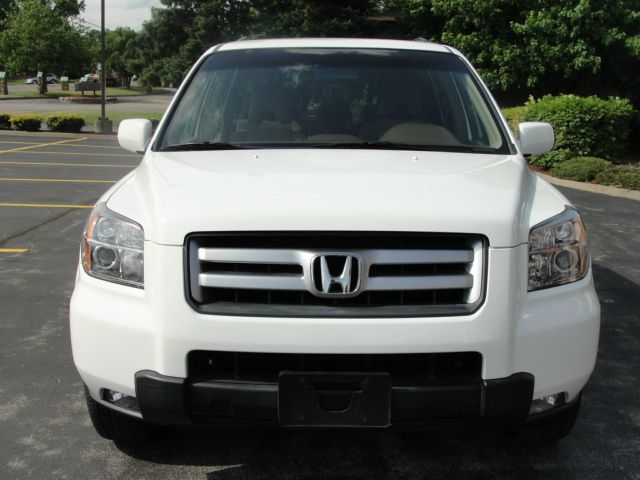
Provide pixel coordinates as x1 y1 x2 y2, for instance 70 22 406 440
518 122 554 155
118 119 153 154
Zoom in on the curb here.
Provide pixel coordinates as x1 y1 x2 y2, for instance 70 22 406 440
538 172 640 202
0 129 114 138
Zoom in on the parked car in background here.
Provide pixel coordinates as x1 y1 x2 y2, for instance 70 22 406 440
82 73 100 82
25 74 59 84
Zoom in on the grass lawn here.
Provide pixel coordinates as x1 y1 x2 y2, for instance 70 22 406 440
0 86 170 99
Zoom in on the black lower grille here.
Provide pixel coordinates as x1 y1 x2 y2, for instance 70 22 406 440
187 351 483 386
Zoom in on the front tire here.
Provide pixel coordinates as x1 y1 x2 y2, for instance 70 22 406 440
84 386 148 443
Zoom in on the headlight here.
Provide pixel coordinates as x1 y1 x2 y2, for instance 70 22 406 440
528 207 589 291
81 204 144 288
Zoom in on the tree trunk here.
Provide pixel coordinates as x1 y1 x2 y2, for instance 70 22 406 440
39 71 48 95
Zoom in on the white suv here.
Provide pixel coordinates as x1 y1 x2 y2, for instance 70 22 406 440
70 38 600 444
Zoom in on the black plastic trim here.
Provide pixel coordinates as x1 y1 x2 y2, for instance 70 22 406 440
133 370 533 427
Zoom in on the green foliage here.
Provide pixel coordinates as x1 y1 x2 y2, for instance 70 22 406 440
389 0 640 104
0 0 90 94
135 0 384 87
596 164 640 190
522 95 635 168
10 114 42 131
46 113 85 132
106 28 140 88
501 106 526 134
0 112 10 129
0 0 12 21
550 157 611 182
249 0 379 37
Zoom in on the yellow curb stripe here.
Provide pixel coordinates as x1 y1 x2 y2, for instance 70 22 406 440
0 203 93 209
0 161 135 168
14 150 138 157
0 141 123 150
0 137 86 154
0 177 116 184
0 248 28 253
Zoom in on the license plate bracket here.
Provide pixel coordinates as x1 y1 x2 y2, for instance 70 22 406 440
278 372 391 427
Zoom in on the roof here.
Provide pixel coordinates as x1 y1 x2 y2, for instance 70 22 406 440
209 38 453 55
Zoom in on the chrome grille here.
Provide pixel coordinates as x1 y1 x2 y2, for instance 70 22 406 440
186 233 486 317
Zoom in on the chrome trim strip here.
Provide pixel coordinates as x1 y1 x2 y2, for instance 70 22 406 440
199 273 305 290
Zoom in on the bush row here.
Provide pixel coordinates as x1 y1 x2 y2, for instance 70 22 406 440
502 95 636 169
551 157 640 190
0 113 85 132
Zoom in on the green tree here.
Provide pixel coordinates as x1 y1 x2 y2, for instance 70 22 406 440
0 0 89 93
391 0 640 104
0 0 13 20
135 0 386 87
249 0 380 37
106 27 140 88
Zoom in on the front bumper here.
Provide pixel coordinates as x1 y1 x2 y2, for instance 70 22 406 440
133 370 534 427
70 243 600 423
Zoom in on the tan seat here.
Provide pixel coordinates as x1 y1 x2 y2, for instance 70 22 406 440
379 123 460 146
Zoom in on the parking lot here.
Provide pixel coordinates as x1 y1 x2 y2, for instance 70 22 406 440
0 132 638 479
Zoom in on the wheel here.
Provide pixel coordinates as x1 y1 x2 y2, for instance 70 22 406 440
84 385 148 443
510 395 581 446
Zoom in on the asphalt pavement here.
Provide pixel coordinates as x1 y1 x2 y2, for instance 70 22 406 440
0 135 638 479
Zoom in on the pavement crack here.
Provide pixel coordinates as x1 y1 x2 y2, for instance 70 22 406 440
0 197 97 247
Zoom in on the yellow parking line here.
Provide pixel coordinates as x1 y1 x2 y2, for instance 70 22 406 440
0 177 116 184
0 248 28 253
14 150 138 157
0 161 135 168
0 141 123 150
0 203 93 209
0 137 86 154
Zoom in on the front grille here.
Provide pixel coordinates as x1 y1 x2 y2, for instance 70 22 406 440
186 232 486 317
187 351 483 386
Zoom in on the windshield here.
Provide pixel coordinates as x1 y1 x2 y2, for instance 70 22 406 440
158 48 509 153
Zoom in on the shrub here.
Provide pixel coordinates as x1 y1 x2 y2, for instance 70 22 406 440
10 114 42 132
501 106 525 135
596 164 640 190
550 157 612 182
46 114 85 133
521 95 635 169
0 113 10 129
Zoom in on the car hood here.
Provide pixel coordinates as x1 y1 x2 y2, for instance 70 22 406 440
107 149 548 247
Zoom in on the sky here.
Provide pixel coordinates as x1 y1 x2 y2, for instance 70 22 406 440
81 0 162 31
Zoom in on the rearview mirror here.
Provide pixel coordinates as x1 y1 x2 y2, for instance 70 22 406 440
118 119 153 154
518 122 554 156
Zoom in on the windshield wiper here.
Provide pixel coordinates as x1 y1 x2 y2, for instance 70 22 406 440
158 142 249 152
306 141 497 153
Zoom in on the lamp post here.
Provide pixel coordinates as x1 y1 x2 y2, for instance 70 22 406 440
94 0 112 134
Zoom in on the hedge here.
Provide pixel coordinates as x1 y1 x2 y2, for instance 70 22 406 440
596 164 640 190
550 157 611 182
521 95 635 169
10 114 42 132
501 106 525 134
0 113 10 129
46 114 85 133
